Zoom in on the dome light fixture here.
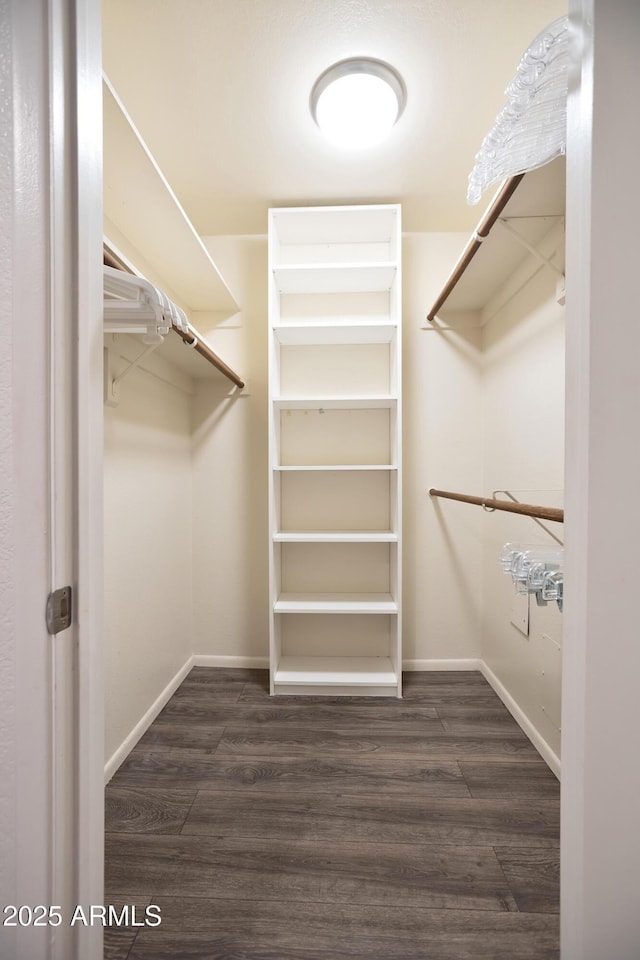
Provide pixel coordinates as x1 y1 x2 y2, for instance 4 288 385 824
310 57 406 150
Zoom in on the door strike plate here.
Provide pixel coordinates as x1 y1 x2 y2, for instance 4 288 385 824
46 586 72 635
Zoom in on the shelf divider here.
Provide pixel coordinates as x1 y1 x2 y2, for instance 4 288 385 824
274 592 398 614
274 656 398 688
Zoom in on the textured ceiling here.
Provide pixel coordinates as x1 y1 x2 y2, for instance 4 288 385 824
102 0 566 236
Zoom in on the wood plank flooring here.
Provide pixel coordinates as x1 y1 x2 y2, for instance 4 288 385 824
105 668 560 959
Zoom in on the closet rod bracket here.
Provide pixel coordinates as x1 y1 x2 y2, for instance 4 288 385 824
497 217 565 294
104 339 163 406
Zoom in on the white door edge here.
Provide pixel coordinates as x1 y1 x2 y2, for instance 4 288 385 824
1 2 104 958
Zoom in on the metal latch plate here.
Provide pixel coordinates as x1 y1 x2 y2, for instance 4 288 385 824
46 586 72 635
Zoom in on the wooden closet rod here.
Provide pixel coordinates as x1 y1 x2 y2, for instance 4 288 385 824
425 173 525 322
171 325 244 388
429 488 564 524
103 248 245 389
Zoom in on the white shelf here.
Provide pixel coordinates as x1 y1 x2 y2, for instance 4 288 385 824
270 205 401 248
268 203 402 697
273 396 396 410
274 464 397 472
273 263 397 294
435 158 565 317
274 593 398 613
274 656 398 687
273 322 397 345
273 530 398 542
103 77 237 315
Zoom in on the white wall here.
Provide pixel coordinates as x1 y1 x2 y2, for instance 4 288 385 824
192 230 565 688
102 236 262 765
403 234 484 663
191 231 487 668
193 231 488 666
105 226 564 764
192 236 268 660
103 336 193 763
402 230 566 768
481 261 565 764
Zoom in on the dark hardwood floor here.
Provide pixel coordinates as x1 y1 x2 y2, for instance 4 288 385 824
104 668 560 959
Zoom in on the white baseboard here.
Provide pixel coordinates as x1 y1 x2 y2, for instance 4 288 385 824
402 658 482 672
478 660 561 779
402 657 560 778
104 655 194 784
191 654 269 669
192 656 479 672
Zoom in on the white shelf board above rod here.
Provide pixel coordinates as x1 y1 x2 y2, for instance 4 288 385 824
426 158 565 320
103 75 238 316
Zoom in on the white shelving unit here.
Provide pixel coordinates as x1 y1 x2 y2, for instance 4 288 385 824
268 204 402 696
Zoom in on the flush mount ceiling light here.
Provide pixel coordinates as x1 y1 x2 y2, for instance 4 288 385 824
310 57 406 149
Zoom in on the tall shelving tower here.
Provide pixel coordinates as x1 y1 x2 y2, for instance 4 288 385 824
268 204 402 696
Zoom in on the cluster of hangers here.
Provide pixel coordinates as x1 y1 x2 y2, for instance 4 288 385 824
103 251 244 390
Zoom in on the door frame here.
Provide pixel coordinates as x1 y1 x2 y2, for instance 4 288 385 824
562 0 640 954
1 1 103 958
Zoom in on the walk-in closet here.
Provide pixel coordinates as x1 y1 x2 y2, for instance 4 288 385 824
102 2 566 956
9 2 640 959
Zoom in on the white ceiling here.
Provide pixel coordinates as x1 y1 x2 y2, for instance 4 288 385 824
102 0 566 237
